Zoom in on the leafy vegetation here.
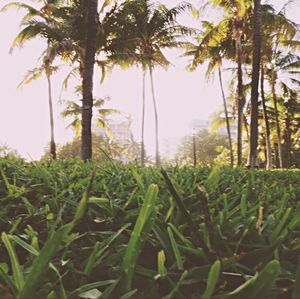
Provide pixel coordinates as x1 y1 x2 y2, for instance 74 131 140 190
0 158 299 298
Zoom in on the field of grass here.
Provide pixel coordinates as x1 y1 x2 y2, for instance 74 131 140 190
0 157 300 299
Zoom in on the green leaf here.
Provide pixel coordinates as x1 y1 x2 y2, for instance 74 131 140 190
226 260 280 298
122 184 158 291
240 193 247 217
120 289 138 299
162 270 188 299
84 224 130 277
1 233 24 291
0 264 18 296
73 169 95 223
167 227 184 270
68 280 115 298
269 208 292 242
158 250 167 278
131 169 145 191
202 260 221 299
18 223 73 298
206 167 220 192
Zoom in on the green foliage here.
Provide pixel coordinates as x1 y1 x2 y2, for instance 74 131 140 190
0 159 300 298
175 129 229 166
48 133 141 163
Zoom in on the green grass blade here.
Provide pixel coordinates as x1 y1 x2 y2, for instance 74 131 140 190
18 223 73 299
73 169 96 223
167 227 184 270
202 260 221 299
269 208 292 242
122 184 158 291
227 260 280 298
84 224 130 277
1 232 24 291
240 193 247 217
168 223 193 248
226 273 258 298
67 280 115 298
0 264 18 296
206 167 220 192
162 270 188 299
120 289 138 299
158 250 167 278
131 168 144 191
12 235 39 256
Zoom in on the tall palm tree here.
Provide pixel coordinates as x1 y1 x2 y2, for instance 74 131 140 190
81 0 98 160
265 51 300 167
18 60 59 159
260 64 272 168
248 0 262 167
108 0 192 166
56 0 122 160
2 0 65 160
184 20 235 167
207 0 251 165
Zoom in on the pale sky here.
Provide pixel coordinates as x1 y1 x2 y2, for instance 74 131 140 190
0 0 299 160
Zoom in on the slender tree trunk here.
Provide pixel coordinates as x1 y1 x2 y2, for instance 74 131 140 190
271 72 283 168
193 132 197 167
149 66 160 166
284 109 292 168
141 68 146 165
243 113 249 143
236 33 244 166
218 67 234 167
260 65 272 169
81 0 98 161
248 0 261 168
46 73 56 160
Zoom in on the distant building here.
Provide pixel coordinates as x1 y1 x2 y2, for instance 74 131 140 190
189 119 210 131
190 118 237 139
93 115 132 142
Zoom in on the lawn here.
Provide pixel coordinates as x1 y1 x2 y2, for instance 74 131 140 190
0 157 300 299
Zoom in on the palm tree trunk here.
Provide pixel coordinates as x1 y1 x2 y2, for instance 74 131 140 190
193 131 197 167
141 68 146 165
260 65 272 169
271 72 283 168
243 113 249 143
46 73 56 160
284 109 292 168
248 0 261 168
81 0 98 161
218 67 234 167
149 66 160 166
236 32 244 166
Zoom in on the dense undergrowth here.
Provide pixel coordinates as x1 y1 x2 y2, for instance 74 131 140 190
0 157 300 299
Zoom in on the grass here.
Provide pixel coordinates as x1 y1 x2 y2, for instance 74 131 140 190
0 156 300 298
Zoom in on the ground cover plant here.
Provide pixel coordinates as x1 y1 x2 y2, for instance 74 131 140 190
0 157 300 299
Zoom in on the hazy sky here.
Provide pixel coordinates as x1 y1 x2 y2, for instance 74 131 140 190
0 0 299 160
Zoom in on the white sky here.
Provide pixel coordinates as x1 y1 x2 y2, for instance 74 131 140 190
0 0 299 160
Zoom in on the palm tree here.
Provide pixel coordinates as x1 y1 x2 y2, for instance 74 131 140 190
265 51 300 167
108 0 192 166
61 97 119 138
184 20 235 167
260 64 272 168
2 0 65 160
81 0 98 160
207 0 251 165
18 60 59 159
248 0 262 168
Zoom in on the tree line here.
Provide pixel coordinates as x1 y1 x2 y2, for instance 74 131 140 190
1 0 299 168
